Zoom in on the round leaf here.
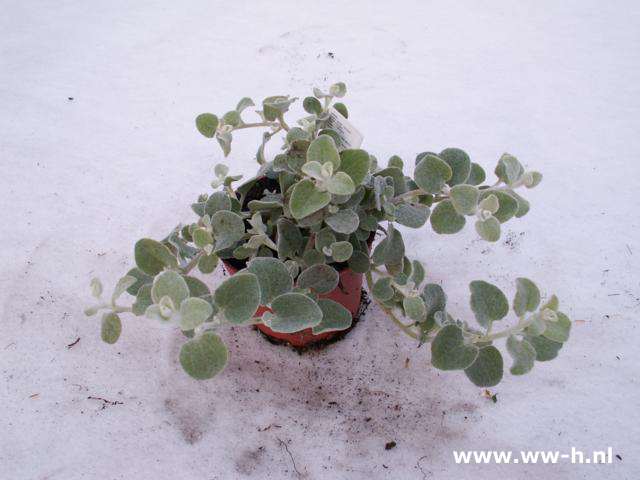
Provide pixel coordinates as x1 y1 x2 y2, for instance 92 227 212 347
469 280 509 328
466 162 486 185
263 293 323 333
403 296 426 321
338 149 370 185
205 191 232 216
303 96 322 115
463 346 503 387
395 203 429 228
179 332 228 380
348 250 370 273
307 135 340 169
211 211 245 251
330 241 353 262
297 264 339 294
214 273 260 324
431 325 479 370
313 298 352 334
479 190 518 223
372 277 394 301
430 200 465 234
414 154 452 194
134 238 178 276
198 254 218 274
542 311 571 343
326 172 355 195
525 335 563 361
449 185 480 215
195 113 219 138
180 297 213 331
246 257 293 305
439 148 471 186
289 179 331 219
475 217 501 242
151 270 190 307
101 312 121 344
325 209 360 234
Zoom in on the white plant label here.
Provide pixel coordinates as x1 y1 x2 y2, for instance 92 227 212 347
325 107 364 150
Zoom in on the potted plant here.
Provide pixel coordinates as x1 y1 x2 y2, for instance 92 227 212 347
85 82 571 387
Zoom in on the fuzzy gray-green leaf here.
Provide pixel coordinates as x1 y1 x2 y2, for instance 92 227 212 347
466 163 486 185
205 192 231 216
506 335 536 375
134 238 178 276
464 346 503 387
430 200 465 234
414 154 452 194
403 296 426 321
525 335 563 361
307 135 340 169
479 190 518 223
475 217 501 242
348 251 370 273
330 241 353 262
326 209 359 234
263 293 323 333
469 280 509 328
431 325 479 370
179 332 228 380
124 268 153 296
195 113 219 138
289 179 331 219
297 264 339 294
372 277 394 301
371 225 405 266
211 211 245 251
214 273 260 324
440 148 471 186
542 311 571 343
313 298 352 334
395 203 429 228
276 218 303 259
180 297 213 331
513 277 541 316
101 312 122 344
151 270 190 307
450 185 479 215
338 149 370 185
246 257 293 305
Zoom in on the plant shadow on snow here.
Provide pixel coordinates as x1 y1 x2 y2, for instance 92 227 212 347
160 305 481 471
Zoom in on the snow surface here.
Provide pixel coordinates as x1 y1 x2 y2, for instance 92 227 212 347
1 0 640 478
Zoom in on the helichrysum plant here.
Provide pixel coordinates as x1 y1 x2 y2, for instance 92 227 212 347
85 83 571 387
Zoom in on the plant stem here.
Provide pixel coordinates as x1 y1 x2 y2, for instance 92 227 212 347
365 271 420 340
234 121 281 130
472 317 528 342
392 190 450 204
179 251 204 275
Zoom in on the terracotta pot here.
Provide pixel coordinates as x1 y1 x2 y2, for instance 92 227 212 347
222 261 365 347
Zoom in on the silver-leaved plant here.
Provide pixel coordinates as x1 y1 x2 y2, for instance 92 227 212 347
85 83 571 388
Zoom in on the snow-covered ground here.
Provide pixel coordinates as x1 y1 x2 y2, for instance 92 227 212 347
2 0 639 478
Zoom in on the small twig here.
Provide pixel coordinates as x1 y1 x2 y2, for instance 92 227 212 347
66 337 80 349
416 455 429 479
276 437 303 477
88 396 124 410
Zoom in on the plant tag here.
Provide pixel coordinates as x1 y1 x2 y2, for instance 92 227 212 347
325 107 364 150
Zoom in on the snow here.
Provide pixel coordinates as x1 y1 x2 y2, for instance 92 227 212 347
1 0 639 478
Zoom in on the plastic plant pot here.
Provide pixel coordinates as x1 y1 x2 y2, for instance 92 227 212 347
222 260 365 347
